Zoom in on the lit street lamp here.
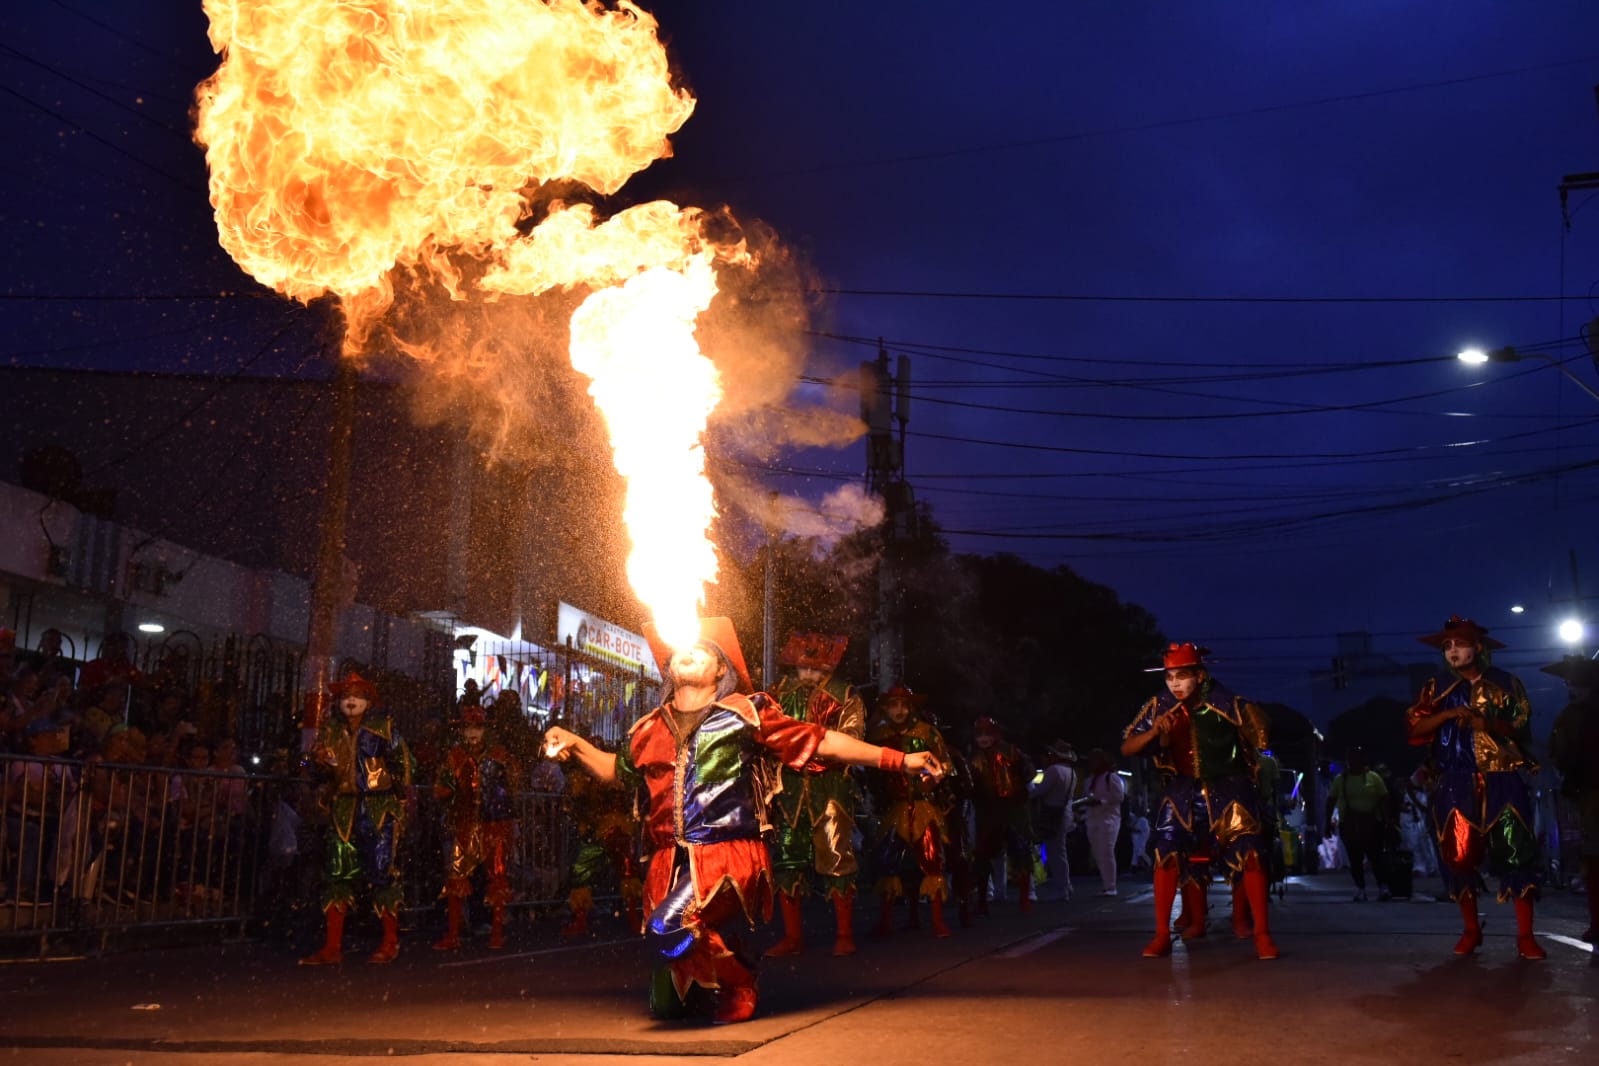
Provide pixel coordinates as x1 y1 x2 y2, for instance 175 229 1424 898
1558 617 1586 648
1456 345 1599 404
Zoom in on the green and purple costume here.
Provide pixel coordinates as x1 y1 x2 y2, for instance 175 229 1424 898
308 713 414 916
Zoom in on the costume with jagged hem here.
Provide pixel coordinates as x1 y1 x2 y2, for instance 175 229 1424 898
434 740 518 906
969 740 1035 891
566 765 644 926
867 716 953 901
1407 666 1542 902
767 674 866 899
307 712 413 915
615 691 824 998
1123 682 1268 885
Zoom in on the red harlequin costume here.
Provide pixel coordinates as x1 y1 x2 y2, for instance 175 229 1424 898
432 705 519 951
625 619 827 1025
763 631 866 958
867 684 955 938
546 618 931 1026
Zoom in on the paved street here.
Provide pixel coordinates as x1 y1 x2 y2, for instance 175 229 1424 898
0 872 1594 1065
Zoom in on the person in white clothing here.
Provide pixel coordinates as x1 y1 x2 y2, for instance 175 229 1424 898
1081 749 1126 895
1128 810 1152 871
1029 740 1078 901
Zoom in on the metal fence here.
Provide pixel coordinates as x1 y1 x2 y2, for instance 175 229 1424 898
2 753 580 958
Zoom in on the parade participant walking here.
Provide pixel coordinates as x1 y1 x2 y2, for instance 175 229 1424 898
1081 749 1126 896
299 672 415 966
1324 747 1391 902
561 729 643 940
1121 642 1278 961
868 684 958 937
431 703 518 951
1546 655 1599 943
1029 741 1077 901
1406 616 1545 959
543 618 942 1027
762 631 866 958
968 717 1035 912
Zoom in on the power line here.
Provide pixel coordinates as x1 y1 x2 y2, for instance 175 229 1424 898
908 415 1599 465
0 82 199 193
711 54 1599 183
819 287 1596 305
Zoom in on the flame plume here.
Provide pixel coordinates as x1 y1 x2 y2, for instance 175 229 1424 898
194 0 751 650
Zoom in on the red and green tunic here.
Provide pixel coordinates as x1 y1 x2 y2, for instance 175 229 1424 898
767 674 866 897
613 691 824 995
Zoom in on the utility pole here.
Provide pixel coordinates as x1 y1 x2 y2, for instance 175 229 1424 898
301 350 358 749
1556 82 1599 230
762 492 779 690
861 342 914 694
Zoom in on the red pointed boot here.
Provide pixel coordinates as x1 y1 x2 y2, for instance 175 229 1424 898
763 892 805 957
433 896 463 951
299 903 346 966
368 911 400 964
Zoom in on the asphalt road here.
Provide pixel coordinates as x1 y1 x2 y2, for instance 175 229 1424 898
0 871 1594 1065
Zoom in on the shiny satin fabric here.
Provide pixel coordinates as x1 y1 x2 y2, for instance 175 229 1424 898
1123 685 1263 782
1151 775 1265 880
440 821 513 904
1415 667 1543 901
321 801 402 914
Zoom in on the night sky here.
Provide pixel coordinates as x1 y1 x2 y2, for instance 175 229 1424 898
5 1 1599 724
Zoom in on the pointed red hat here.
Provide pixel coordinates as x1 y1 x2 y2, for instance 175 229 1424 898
876 682 927 710
329 670 380 704
644 616 752 694
779 631 848 671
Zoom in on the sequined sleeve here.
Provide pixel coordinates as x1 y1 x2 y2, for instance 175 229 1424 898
613 741 642 794
1507 675 1532 742
836 686 867 741
1405 677 1440 746
1239 699 1269 754
1123 696 1160 740
755 693 827 770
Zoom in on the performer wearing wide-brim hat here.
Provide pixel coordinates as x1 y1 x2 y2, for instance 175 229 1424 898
1406 615 1545 959
543 619 944 1026
1121 642 1278 960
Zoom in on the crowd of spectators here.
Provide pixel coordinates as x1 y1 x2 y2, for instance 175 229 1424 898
3 629 626 928
2 627 261 910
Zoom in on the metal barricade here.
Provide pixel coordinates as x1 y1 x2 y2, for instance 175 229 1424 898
2 753 295 956
4 749 585 957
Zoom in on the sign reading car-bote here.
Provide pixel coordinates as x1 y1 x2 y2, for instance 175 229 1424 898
556 602 661 681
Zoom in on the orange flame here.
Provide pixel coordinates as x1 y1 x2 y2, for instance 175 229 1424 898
194 0 750 649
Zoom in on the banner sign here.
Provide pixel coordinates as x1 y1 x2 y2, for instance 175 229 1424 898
557 602 660 681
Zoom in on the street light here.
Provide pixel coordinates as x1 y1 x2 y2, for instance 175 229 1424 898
1456 345 1599 404
1558 617 1586 646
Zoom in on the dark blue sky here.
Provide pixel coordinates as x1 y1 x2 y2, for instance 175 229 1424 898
5 2 1599 721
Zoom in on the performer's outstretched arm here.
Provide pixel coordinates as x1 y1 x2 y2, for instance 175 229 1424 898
543 726 619 784
817 728 943 779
